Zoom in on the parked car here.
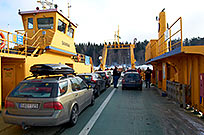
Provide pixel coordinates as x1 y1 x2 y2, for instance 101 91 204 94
95 71 111 87
122 72 142 90
78 73 106 97
2 64 95 128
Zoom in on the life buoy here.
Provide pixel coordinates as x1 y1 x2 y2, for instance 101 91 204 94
0 32 6 49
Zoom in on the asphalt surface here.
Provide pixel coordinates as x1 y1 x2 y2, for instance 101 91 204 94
0 81 204 135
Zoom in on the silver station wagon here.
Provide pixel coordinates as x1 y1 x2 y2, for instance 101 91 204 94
2 64 95 127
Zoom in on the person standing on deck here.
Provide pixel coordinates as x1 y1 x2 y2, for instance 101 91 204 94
113 66 120 88
145 67 152 88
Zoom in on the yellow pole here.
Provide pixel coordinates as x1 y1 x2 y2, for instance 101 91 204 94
180 17 183 51
100 44 108 71
169 29 171 51
130 44 136 69
0 57 1 111
7 32 9 54
25 33 28 57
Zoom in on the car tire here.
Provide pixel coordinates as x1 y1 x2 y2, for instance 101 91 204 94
90 94 95 106
69 105 78 126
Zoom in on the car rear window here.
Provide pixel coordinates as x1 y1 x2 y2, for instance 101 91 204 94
124 74 140 79
79 75 92 81
9 82 57 98
96 72 105 77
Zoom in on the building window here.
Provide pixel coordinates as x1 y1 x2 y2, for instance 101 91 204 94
37 17 53 29
58 19 66 33
28 18 33 29
67 27 74 38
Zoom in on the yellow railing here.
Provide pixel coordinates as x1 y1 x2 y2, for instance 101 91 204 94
145 17 183 61
0 29 54 56
158 17 183 55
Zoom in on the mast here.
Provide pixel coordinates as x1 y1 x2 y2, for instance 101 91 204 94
68 0 71 18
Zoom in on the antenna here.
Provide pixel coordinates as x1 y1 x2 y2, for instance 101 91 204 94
68 0 72 18
37 0 54 9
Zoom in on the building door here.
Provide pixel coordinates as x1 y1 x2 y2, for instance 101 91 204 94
2 65 16 103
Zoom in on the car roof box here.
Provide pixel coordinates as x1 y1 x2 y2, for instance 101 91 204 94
30 64 75 76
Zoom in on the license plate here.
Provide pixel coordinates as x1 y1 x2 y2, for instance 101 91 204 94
19 103 39 109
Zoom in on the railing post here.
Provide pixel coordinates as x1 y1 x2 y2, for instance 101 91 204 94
169 29 171 51
25 32 28 57
7 32 10 54
180 17 183 51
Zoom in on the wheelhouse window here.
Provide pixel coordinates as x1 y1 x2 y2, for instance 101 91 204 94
67 27 74 38
58 19 66 33
37 17 53 29
28 18 33 29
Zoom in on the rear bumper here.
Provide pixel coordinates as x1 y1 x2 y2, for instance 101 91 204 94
2 110 68 126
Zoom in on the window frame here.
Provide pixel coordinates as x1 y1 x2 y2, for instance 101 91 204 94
28 18 33 29
67 27 74 38
58 80 68 96
58 19 66 33
37 17 54 30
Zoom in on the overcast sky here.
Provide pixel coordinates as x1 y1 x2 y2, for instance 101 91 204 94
0 0 204 44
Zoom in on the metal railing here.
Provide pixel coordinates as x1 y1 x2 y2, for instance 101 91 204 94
145 17 183 61
0 29 54 57
166 80 191 108
158 17 183 55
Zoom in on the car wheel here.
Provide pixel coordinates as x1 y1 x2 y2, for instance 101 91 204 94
90 94 95 106
69 105 78 126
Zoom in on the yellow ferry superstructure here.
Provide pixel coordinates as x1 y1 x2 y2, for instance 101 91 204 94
0 4 93 110
145 9 204 113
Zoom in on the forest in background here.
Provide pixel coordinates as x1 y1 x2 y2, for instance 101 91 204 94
75 37 204 66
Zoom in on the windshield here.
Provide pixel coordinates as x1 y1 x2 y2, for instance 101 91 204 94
37 17 54 29
9 82 57 98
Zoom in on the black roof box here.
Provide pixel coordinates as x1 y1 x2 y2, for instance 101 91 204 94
30 64 75 76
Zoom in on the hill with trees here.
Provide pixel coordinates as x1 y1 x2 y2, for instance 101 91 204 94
75 37 204 66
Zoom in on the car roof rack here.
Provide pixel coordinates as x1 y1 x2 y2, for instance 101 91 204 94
30 64 75 76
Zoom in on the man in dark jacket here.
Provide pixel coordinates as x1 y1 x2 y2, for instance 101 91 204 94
113 66 120 88
145 67 152 88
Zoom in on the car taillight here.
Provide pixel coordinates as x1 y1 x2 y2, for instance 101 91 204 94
91 77 96 83
5 100 15 108
106 75 109 79
44 102 63 110
122 79 125 83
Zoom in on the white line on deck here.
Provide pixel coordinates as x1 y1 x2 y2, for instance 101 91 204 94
79 88 116 135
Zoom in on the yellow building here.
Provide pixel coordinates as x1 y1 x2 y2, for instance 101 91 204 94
0 7 92 110
145 10 204 113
